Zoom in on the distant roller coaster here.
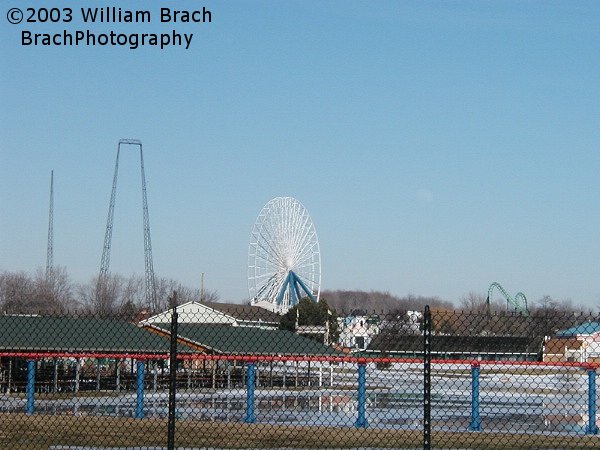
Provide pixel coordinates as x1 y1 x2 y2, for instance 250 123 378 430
487 282 529 316
98 139 157 309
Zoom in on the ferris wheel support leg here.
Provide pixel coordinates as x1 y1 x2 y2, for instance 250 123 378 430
276 274 292 307
293 280 303 305
293 272 317 302
289 276 298 307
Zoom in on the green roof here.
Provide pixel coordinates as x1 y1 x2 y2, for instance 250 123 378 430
0 316 338 356
150 323 339 355
0 315 188 354
367 334 543 354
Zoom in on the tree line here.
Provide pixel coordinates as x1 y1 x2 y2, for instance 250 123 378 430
321 289 453 314
0 267 218 318
323 289 596 339
1 268 593 323
323 289 590 315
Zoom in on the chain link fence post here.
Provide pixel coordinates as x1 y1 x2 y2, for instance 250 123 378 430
423 305 432 450
167 291 179 450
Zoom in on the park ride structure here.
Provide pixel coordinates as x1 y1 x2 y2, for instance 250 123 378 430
487 282 529 316
248 197 321 314
98 139 157 310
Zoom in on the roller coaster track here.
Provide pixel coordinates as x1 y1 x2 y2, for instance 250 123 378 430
487 282 529 316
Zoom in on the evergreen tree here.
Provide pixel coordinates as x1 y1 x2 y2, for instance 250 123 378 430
279 297 339 342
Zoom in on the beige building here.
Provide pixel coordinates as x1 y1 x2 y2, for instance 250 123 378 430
543 322 600 363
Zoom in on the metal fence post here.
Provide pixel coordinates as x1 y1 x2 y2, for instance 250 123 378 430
53 357 58 393
423 305 432 450
468 364 482 431
135 360 145 419
245 362 256 423
167 291 179 449
26 359 36 415
96 358 101 391
355 362 368 428
115 358 121 392
586 367 598 435
74 358 80 393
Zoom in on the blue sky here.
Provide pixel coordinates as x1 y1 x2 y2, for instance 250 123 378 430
1 1 599 308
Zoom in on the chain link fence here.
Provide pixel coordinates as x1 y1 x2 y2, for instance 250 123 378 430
1 302 599 449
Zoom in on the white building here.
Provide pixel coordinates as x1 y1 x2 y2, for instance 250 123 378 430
337 312 380 351
141 301 280 328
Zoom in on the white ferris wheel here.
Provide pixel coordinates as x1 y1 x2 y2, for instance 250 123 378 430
248 197 321 313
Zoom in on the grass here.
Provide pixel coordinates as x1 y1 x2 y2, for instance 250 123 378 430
1 413 599 449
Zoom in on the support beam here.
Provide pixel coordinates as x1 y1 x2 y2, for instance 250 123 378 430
586 368 598 435
227 362 231 389
153 361 158 393
136 361 145 419
46 170 54 278
7 358 12 394
99 139 156 310
468 364 482 431
53 358 58 393
74 359 80 393
96 358 101 392
212 362 217 389
245 362 256 423
282 361 286 388
26 360 36 415
354 363 368 428
115 359 121 392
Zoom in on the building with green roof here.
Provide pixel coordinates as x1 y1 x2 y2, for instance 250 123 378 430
145 322 338 356
0 315 190 355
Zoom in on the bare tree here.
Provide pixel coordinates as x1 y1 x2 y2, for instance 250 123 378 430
154 276 219 311
32 266 75 314
0 271 35 314
537 294 557 311
1 267 224 317
121 274 145 307
459 291 488 312
76 274 124 317
96 274 124 317
199 288 219 303
0 268 76 315
322 289 452 314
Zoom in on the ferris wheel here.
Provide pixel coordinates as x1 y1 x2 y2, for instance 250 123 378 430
248 197 321 313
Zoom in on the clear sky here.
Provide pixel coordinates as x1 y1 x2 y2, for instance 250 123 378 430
1 1 599 309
